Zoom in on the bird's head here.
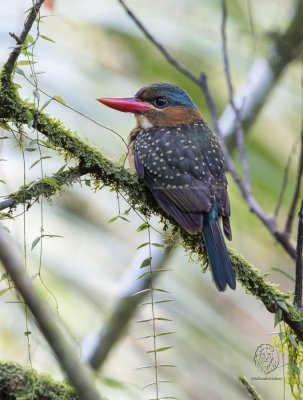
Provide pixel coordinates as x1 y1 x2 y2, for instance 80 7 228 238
97 82 202 128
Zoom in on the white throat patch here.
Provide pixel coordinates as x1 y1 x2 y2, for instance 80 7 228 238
135 114 154 129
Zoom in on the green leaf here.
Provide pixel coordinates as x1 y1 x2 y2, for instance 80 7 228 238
292 363 300 375
26 34 34 44
140 257 152 268
0 180 6 184
53 95 66 105
0 288 9 297
85 180 91 187
288 333 298 349
135 365 153 370
30 156 51 169
33 89 40 100
17 60 37 66
152 242 164 247
277 300 288 313
118 152 127 166
24 331 32 336
137 242 149 249
0 121 10 131
154 288 170 293
43 235 63 239
119 216 129 222
155 317 172 322
41 140 55 149
138 271 150 279
0 273 7 282
57 163 67 172
274 308 283 327
123 207 131 215
156 331 176 337
147 346 173 354
15 67 25 76
40 34 55 43
108 216 118 223
25 108 33 122
40 98 53 111
31 236 41 250
136 222 149 232
25 147 36 152
41 177 61 189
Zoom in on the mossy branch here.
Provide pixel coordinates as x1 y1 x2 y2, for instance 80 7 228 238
0 70 302 338
0 361 79 400
239 376 264 400
0 166 83 212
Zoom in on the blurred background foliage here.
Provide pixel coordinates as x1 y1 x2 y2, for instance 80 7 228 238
0 0 302 399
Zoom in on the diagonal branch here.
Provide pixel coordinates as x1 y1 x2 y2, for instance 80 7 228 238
117 0 200 85
3 0 45 80
0 231 100 400
0 82 302 336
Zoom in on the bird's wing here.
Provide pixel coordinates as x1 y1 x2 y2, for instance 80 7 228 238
134 123 215 213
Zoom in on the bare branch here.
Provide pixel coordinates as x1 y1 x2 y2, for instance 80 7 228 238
3 0 45 80
199 74 296 259
117 0 201 85
294 200 303 311
221 0 251 192
0 231 100 400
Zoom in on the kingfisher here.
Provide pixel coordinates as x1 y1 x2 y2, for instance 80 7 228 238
97 82 236 291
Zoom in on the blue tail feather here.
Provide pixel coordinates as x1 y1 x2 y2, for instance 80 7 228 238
202 207 236 291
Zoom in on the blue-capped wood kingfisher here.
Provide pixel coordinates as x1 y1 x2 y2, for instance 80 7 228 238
97 82 236 291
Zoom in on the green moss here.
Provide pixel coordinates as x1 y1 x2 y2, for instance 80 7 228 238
0 361 78 400
274 325 303 400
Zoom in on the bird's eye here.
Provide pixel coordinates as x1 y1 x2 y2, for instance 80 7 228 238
153 96 168 108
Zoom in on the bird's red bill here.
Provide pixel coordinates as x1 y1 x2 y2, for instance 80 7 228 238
96 97 152 113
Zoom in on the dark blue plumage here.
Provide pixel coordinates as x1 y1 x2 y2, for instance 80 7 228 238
97 82 236 291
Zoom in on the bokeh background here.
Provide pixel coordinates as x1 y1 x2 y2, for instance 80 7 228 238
0 0 302 399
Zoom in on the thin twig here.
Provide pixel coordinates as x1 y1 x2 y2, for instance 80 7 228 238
117 0 201 85
239 376 263 400
4 0 45 80
274 140 298 219
221 0 251 192
294 199 303 311
0 231 100 400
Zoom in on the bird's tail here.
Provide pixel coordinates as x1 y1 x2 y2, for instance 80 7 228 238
202 209 236 291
